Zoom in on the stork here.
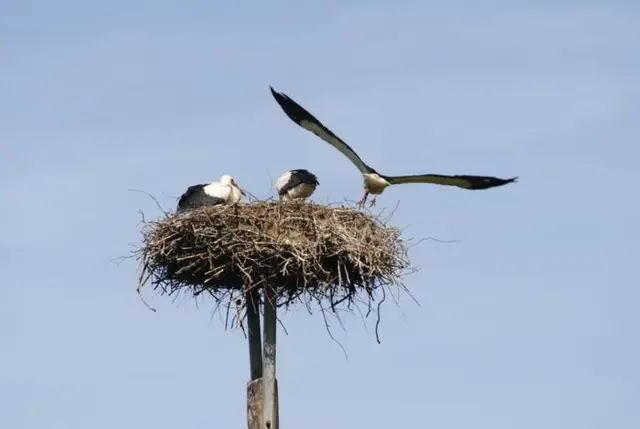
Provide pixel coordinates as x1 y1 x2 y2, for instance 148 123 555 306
275 169 319 201
270 86 518 208
176 174 246 212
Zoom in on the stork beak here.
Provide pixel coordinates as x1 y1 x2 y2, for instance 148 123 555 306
233 180 247 196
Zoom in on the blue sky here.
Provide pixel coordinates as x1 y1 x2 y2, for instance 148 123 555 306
2 2 639 428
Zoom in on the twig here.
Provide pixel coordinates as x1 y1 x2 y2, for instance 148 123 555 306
320 306 349 360
375 285 386 344
128 188 170 217
136 260 157 312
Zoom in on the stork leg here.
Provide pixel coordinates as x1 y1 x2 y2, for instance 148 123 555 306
368 195 378 207
356 189 369 208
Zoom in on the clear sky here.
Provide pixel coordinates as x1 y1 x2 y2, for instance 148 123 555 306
2 1 639 428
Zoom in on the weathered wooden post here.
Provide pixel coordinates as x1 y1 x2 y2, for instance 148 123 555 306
246 288 263 380
246 283 279 429
136 201 411 428
246 287 264 429
262 284 278 429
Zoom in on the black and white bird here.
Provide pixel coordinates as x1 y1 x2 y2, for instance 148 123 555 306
270 86 518 208
275 169 319 201
176 174 246 212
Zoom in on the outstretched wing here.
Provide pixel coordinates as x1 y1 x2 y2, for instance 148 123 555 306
270 86 374 175
383 174 518 190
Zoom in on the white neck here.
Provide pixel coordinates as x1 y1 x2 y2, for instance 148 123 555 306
228 185 241 203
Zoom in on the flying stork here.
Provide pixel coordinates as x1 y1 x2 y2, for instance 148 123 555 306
176 174 246 212
269 86 518 208
275 169 320 201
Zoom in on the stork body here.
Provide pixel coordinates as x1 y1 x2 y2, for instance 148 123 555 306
176 174 246 212
275 169 319 201
270 86 518 208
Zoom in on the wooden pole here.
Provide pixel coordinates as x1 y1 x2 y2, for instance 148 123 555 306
246 287 263 380
246 287 264 429
247 379 263 429
262 284 279 429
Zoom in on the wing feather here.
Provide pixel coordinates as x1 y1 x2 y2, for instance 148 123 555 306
384 174 518 190
274 171 293 195
270 86 374 174
276 170 319 196
177 184 226 212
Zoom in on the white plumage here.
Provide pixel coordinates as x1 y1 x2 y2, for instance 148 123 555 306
275 169 319 201
177 174 246 212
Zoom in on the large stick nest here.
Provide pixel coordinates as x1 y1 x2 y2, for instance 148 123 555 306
136 201 412 313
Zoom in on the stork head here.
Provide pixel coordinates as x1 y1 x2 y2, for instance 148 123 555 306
219 174 246 196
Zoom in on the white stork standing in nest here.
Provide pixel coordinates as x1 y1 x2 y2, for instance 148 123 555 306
270 86 518 208
275 169 319 201
176 174 246 212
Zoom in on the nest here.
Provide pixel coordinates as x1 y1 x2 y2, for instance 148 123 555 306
136 201 412 316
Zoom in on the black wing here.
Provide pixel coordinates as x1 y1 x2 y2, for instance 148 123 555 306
270 86 374 174
176 184 226 212
382 174 518 190
275 169 320 196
